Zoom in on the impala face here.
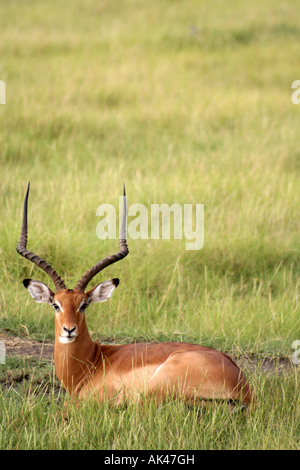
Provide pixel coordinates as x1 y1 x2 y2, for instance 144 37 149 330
23 278 119 344
53 289 87 344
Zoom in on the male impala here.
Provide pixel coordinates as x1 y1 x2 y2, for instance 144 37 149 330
17 184 254 406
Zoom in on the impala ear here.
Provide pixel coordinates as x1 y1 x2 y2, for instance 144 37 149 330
86 279 119 304
23 279 55 304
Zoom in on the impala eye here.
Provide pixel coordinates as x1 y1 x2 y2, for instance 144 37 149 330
79 303 88 313
53 303 60 311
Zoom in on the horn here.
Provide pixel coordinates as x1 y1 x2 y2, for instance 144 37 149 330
74 185 129 292
16 183 67 292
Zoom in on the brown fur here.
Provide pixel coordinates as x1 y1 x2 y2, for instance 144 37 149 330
53 290 255 406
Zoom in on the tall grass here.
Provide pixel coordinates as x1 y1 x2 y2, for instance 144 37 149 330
0 357 299 450
0 0 299 450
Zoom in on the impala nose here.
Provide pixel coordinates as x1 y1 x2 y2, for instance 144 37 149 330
63 326 77 337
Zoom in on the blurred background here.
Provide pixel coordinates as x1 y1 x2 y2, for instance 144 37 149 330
0 0 299 355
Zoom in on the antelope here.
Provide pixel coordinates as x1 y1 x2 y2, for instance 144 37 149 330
17 183 255 406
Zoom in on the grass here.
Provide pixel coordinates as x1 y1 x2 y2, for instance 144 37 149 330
0 0 299 450
0 357 299 450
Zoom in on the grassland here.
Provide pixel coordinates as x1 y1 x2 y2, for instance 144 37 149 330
0 0 299 450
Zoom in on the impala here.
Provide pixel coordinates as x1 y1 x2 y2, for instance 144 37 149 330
17 184 255 406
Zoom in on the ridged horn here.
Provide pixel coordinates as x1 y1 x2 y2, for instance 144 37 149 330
16 183 67 292
74 184 129 292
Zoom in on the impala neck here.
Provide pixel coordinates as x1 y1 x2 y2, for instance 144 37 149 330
54 322 100 396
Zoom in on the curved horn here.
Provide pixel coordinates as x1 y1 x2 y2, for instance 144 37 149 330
16 183 67 292
74 185 129 293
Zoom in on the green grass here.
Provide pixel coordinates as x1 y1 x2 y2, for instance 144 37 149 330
0 0 299 450
0 357 299 450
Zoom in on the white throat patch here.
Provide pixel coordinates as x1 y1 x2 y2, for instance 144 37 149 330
59 336 76 344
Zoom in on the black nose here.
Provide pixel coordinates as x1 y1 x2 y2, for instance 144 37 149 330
63 326 76 336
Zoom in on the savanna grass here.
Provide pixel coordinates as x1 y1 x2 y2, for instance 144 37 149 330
0 357 298 450
0 0 299 450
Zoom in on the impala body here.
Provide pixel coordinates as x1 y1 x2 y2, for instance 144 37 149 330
17 184 254 406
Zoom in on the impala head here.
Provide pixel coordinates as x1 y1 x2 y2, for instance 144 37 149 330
17 183 128 344
22 278 120 344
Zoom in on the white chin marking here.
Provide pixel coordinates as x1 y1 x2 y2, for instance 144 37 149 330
59 336 76 344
